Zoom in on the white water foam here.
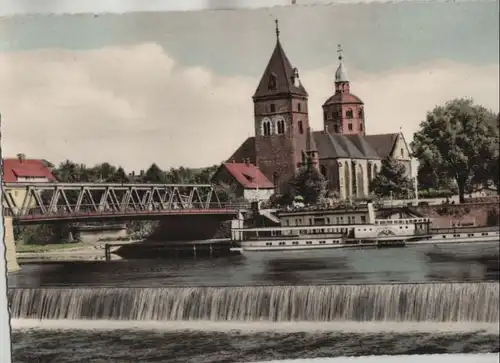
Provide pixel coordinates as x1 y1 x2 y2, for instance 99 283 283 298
11 319 500 334
9 283 499 322
249 354 500 363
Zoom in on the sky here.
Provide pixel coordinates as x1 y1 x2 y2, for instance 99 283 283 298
0 2 498 171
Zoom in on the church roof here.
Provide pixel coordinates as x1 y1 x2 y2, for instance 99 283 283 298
364 133 399 158
323 93 363 106
227 137 256 164
253 38 308 99
312 131 399 160
335 62 349 83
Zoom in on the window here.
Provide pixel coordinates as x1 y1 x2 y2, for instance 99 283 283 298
358 108 364 118
348 123 353 131
334 124 340 133
268 73 277 91
320 165 327 177
298 103 301 112
323 111 327 120
261 119 272 136
361 216 366 223
273 172 280 194
298 120 304 134
346 109 353 118
276 119 286 134
270 104 276 113
400 148 404 157
359 123 364 131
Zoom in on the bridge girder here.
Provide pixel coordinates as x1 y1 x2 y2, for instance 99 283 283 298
2 183 224 218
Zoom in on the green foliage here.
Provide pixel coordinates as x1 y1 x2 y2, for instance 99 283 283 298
370 157 413 198
143 163 166 183
53 161 219 185
412 98 499 203
289 163 327 205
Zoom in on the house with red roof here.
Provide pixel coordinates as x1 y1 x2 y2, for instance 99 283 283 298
2 154 58 212
211 161 275 202
2 154 57 183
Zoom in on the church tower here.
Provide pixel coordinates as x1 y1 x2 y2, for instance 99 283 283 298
322 45 365 135
253 20 310 194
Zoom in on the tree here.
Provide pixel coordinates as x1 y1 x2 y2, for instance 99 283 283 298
412 98 499 203
290 162 327 205
370 157 413 198
142 163 166 183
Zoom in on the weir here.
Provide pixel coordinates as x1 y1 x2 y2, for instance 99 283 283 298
9 282 499 322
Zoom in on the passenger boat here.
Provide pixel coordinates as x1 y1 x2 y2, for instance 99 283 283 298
229 202 499 253
229 218 431 253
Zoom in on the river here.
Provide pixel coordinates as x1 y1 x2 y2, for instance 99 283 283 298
8 241 500 362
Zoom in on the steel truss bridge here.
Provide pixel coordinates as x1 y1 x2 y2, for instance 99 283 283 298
2 183 245 223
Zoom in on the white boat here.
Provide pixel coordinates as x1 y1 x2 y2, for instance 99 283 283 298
229 218 432 252
229 202 499 253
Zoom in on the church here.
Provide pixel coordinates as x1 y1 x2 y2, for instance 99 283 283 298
215 21 416 201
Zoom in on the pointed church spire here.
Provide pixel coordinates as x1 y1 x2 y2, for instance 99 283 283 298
335 44 349 83
253 20 308 99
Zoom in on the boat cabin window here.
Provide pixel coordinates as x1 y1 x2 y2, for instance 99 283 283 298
314 218 326 225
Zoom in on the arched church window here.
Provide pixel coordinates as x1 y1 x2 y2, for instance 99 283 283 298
268 73 277 91
358 108 364 118
346 109 354 119
276 118 286 135
261 119 272 136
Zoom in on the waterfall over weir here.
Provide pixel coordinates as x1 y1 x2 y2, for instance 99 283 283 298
9 283 499 323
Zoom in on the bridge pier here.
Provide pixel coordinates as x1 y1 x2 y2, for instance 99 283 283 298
4 217 20 273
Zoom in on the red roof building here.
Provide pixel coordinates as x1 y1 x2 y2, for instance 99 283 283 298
2 156 57 183
211 162 275 201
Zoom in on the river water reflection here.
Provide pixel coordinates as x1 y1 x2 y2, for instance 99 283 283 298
9 241 499 288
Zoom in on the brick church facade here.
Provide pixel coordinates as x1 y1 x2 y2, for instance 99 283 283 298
225 22 416 201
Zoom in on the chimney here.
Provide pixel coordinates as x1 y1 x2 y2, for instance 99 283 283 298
17 153 25 163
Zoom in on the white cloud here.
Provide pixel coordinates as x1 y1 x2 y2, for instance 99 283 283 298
0 43 498 171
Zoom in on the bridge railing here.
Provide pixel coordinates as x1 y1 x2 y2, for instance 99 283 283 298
4 202 251 219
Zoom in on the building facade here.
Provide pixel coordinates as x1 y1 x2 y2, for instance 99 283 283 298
228 22 417 201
